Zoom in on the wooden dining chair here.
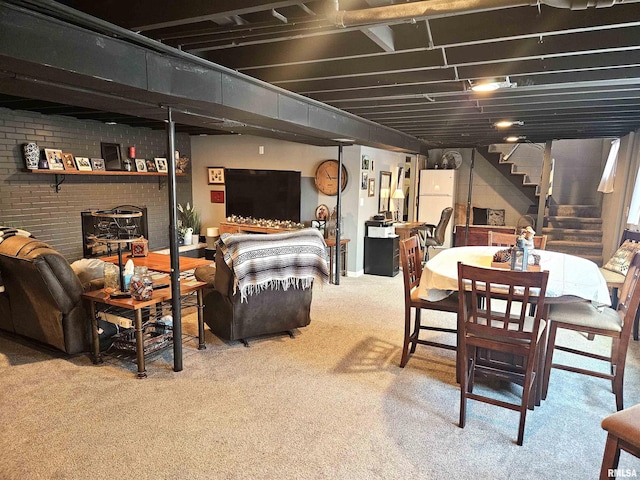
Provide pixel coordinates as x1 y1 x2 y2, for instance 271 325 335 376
399 236 458 369
457 262 549 446
599 403 640 480
488 231 548 249
542 251 640 411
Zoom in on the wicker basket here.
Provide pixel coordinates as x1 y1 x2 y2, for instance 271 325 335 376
111 324 173 354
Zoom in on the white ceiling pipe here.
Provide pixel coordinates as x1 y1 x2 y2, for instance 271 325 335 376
333 0 637 27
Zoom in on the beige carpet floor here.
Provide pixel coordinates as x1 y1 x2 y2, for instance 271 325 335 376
1 273 639 479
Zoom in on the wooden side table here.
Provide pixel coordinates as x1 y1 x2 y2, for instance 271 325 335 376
83 279 206 378
324 237 350 284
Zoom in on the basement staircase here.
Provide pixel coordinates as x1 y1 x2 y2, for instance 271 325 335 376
478 146 605 265
542 205 604 266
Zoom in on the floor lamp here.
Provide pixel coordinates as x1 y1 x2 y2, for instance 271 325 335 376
393 188 405 222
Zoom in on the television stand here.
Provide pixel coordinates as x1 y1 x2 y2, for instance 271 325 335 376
219 221 302 235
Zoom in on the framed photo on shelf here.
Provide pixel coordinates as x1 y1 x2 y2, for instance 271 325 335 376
311 220 326 237
44 148 64 171
154 157 168 173
90 158 106 171
135 158 147 172
208 167 225 184
100 142 122 171
62 153 77 170
368 177 375 197
145 159 157 172
75 157 92 171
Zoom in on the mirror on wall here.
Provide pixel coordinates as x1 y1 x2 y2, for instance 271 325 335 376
379 171 391 214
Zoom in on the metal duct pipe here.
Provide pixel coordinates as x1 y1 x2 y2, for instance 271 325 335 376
333 0 634 27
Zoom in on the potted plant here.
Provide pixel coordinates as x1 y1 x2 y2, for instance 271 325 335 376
178 202 200 244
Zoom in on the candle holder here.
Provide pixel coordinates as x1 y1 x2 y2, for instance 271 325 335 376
510 237 529 271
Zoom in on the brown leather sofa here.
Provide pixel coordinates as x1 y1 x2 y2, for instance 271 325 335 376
197 246 314 345
0 236 93 354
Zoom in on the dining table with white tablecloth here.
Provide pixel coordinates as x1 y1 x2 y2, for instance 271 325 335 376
417 246 611 306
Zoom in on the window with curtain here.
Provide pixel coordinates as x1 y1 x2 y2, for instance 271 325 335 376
598 138 620 194
627 165 640 228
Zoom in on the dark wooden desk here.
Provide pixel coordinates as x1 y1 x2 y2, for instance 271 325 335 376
453 225 516 246
393 222 424 243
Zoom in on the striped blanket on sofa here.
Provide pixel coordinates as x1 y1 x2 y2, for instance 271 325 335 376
217 228 329 302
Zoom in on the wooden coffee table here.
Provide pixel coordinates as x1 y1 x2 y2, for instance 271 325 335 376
101 252 212 274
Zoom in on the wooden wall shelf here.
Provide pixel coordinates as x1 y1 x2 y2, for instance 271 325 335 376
26 169 185 192
27 169 185 177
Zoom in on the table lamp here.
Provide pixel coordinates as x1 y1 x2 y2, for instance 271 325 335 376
392 188 405 222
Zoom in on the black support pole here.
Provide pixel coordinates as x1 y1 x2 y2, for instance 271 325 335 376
166 107 183 372
464 149 476 246
335 145 343 285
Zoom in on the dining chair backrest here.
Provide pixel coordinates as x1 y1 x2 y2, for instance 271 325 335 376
458 262 549 342
615 251 640 331
488 231 547 249
457 261 550 445
400 235 423 299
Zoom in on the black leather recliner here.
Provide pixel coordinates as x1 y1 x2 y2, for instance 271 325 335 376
198 248 313 345
0 236 92 354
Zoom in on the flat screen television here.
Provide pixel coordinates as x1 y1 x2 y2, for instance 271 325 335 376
225 169 301 222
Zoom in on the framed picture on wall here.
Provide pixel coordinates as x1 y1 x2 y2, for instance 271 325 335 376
379 171 391 213
368 177 375 197
361 172 368 190
208 167 225 184
361 155 370 171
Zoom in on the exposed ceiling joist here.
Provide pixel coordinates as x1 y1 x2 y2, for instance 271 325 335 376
0 0 637 148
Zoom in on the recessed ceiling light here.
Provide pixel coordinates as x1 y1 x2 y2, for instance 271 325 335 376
105 121 117 125
505 135 526 142
472 82 501 92
494 120 524 128
470 77 516 93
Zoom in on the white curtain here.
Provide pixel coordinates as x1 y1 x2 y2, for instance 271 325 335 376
598 138 620 193
627 165 640 227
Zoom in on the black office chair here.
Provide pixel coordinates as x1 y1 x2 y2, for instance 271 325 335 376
417 207 453 262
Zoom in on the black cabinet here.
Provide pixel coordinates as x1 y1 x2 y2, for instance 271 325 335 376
364 236 399 277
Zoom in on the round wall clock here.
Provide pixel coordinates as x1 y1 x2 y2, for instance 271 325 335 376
314 160 348 196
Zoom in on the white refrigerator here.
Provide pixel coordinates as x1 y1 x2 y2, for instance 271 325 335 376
417 169 456 248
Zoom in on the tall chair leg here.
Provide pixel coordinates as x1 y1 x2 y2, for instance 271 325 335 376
400 307 413 368
599 434 621 480
542 322 559 400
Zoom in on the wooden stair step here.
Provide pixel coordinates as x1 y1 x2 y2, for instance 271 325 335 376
546 240 603 254
546 217 602 229
542 228 603 242
547 205 601 217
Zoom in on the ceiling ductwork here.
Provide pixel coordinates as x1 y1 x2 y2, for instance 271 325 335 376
333 0 638 27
